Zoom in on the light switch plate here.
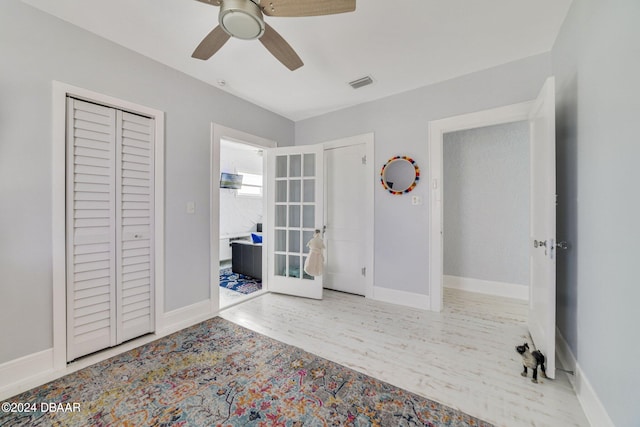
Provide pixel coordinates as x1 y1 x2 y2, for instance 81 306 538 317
187 201 196 214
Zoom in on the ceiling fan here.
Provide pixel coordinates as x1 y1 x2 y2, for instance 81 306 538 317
192 0 356 71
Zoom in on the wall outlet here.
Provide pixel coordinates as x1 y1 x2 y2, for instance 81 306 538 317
412 195 422 205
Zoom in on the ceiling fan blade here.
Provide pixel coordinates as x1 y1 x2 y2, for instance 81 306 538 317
192 25 231 60
194 0 221 6
259 23 303 71
261 0 355 17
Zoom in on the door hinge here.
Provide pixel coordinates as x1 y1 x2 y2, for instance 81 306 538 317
361 155 367 165
361 267 366 277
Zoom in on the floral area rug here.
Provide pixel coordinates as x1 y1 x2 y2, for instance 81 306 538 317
1 318 493 427
219 267 262 294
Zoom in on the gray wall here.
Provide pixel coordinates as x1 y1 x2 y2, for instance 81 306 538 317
553 0 640 425
0 0 293 364
296 54 551 294
4 1 635 424
443 122 529 286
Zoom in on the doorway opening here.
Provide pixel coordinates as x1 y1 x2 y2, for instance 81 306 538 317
219 139 266 308
429 77 557 379
428 101 534 312
211 130 374 304
211 125 276 310
442 121 530 305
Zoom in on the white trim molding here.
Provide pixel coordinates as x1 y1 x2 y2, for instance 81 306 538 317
52 81 165 369
0 350 54 400
556 329 615 427
371 286 430 310
444 275 528 301
158 300 215 337
211 124 277 311
0 301 218 401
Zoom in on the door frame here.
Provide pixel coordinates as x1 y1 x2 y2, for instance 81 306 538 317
52 81 165 369
211 124 276 309
428 102 533 312
322 133 375 298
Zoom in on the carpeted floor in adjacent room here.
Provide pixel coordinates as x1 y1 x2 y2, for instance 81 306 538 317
219 267 262 295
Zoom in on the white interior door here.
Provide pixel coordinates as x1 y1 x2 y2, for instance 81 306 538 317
267 145 324 299
324 143 367 295
528 76 556 379
66 98 117 361
66 98 155 361
116 110 155 343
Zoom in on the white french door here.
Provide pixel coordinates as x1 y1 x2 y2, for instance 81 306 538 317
267 145 324 299
66 97 155 361
528 76 557 379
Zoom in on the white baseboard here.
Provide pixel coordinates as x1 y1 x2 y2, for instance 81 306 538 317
555 328 576 380
556 329 615 427
444 275 528 300
0 299 218 401
371 286 430 310
159 299 217 336
0 349 55 400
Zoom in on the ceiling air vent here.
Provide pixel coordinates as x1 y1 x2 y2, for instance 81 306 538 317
349 75 374 89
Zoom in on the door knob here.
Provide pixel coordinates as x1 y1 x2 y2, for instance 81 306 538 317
533 239 547 248
556 241 568 250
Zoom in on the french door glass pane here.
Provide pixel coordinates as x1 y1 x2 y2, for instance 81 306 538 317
275 230 286 252
303 153 315 177
276 156 287 178
303 179 315 202
290 180 301 203
290 155 302 177
289 255 301 278
303 206 314 228
288 230 300 253
288 205 300 227
273 152 316 282
275 205 286 227
276 181 287 203
275 254 286 277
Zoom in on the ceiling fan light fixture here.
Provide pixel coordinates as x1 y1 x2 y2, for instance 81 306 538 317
219 0 265 40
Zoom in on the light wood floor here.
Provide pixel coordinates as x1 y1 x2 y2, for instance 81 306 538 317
220 288 589 427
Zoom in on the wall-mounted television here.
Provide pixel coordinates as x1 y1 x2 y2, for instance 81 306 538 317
220 172 243 189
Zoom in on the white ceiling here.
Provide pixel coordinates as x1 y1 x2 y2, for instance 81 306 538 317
22 0 572 121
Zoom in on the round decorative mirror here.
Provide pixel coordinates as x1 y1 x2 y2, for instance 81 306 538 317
380 156 420 195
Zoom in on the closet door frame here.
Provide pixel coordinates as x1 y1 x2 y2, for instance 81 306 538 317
52 81 165 369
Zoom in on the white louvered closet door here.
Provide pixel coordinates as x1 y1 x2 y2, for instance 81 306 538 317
66 98 154 361
116 110 155 343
